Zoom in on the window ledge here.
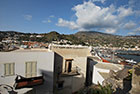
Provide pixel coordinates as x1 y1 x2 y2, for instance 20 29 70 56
1 74 15 78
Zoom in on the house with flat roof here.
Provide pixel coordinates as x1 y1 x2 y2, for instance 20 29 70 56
86 56 131 86
49 44 92 94
1 45 131 94
0 49 63 94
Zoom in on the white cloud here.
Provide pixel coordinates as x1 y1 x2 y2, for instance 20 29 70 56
128 0 140 17
128 27 140 35
42 15 55 24
135 10 140 17
134 27 140 33
92 0 106 3
49 15 55 18
118 7 133 18
42 19 52 23
57 18 79 30
23 14 32 21
57 1 134 34
129 0 140 9
72 2 119 29
105 28 117 34
47 19 51 23
123 21 136 30
42 20 47 23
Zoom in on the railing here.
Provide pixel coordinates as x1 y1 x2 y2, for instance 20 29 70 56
71 66 81 74
14 75 44 89
61 66 81 77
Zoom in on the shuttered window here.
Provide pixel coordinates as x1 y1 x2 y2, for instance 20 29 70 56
25 61 37 78
4 63 15 76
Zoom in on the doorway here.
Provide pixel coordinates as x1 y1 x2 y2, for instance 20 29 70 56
68 62 72 72
65 59 73 73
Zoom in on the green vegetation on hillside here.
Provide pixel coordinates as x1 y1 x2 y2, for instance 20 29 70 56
0 31 140 47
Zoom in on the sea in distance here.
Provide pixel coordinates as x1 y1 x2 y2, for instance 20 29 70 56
116 50 140 63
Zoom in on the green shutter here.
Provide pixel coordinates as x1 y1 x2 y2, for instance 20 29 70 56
25 61 37 78
4 63 15 76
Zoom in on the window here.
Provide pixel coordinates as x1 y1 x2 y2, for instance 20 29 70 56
25 61 37 78
57 81 64 89
4 63 15 76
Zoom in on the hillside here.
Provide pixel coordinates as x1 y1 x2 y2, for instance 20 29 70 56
74 31 140 47
0 31 140 47
75 31 121 46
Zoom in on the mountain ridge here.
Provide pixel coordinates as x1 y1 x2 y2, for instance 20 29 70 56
0 30 139 37
0 30 140 47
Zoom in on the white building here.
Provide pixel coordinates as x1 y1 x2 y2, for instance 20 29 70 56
86 57 130 85
0 49 63 94
1 44 127 94
49 44 92 94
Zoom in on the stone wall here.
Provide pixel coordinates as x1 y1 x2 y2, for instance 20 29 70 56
130 63 140 94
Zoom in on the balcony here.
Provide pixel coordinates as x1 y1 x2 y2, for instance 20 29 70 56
14 75 44 89
61 67 81 77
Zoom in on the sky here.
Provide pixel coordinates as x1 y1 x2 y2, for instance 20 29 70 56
0 0 140 35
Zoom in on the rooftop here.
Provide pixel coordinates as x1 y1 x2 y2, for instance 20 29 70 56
88 56 102 62
50 44 91 49
88 56 125 70
4 48 49 52
99 72 110 79
95 62 123 70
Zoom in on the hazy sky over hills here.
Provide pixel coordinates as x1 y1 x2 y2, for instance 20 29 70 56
0 0 140 35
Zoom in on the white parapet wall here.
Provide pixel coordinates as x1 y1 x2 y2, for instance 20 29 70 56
92 62 124 85
92 66 109 85
0 51 55 94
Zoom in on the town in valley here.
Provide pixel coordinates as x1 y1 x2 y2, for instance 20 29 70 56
0 0 140 94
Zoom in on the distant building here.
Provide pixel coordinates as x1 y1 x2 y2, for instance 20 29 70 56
36 35 43 38
21 41 48 49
